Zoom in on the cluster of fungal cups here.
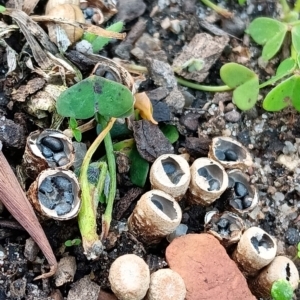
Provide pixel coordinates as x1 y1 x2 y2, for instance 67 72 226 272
24 129 81 220
124 136 299 298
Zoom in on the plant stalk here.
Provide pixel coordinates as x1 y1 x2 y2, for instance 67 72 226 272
200 0 233 18
78 117 116 259
176 76 232 92
100 116 117 240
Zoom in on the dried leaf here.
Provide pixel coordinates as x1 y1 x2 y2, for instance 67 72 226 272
2 9 58 68
0 142 57 279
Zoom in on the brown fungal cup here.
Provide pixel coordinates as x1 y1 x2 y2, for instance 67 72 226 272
150 154 191 201
248 256 299 298
27 169 81 220
128 190 182 244
108 254 150 300
188 157 228 206
146 268 186 300
232 226 277 276
208 136 253 170
227 169 258 214
22 129 75 180
204 211 245 247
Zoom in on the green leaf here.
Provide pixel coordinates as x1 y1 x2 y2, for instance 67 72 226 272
0 5 5 12
263 75 300 111
238 0 246 5
246 18 287 60
64 240 73 247
259 58 296 88
56 75 134 119
129 146 149 187
297 242 300 251
292 25 300 54
72 128 82 142
69 117 78 129
276 58 296 77
160 124 179 143
220 63 259 110
91 22 124 53
271 279 294 300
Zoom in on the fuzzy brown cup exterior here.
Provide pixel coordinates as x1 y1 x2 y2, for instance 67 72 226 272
188 157 228 205
150 154 191 201
22 129 75 180
27 169 81 220
146 268 186 300
227 169 258 214
209 136 253 170
108 254 150 300
249 256 299 298
204 211 245 247
232 226 277 276
128 190 182 244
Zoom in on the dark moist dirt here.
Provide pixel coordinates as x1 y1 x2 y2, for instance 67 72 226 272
1 0 300 299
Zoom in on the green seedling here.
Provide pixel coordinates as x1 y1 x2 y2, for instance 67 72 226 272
174 58 205 73
65 238 81 247
177 0 300 112
56 75 134 259
200 0 233 18
69 117 82 142
0 5 5 12
271 279 294 300
83 21 124 53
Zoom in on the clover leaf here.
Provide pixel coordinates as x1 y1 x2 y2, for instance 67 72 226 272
271 279 294 300
220 63 259 110
246 18 288 61
263 75 300 111
56 75 134 119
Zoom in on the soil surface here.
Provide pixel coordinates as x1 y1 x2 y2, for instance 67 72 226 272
1 0 300 299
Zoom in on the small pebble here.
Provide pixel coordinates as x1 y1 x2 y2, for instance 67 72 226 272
55 203 72 216
234 182 248 197
224 110 241 123
285 228 300 245
41 136 63 152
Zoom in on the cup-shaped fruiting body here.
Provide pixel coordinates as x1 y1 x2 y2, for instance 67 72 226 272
150 154 191 201
23 129 75 179
146 268 186 300
128 190 182 244
108 254 150 300
188 157 228 206
208 137 253 170
227 170 258 213
248 256 299 298
27 169 81 220
204 211 245 247
232 226 277 276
